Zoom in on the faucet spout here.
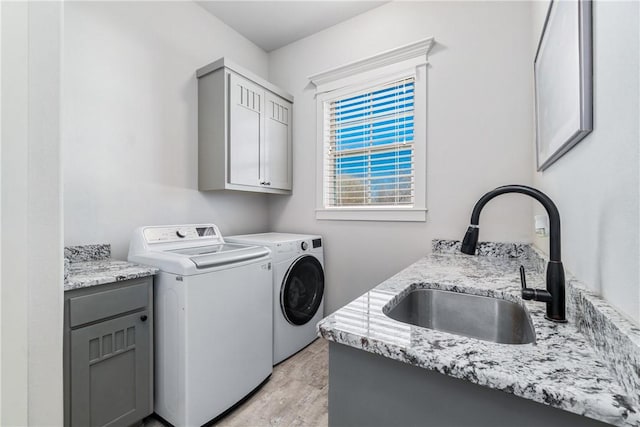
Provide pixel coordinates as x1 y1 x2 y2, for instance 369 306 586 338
460 185 566 323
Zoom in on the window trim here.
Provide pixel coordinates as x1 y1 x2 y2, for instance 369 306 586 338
311 39 434 222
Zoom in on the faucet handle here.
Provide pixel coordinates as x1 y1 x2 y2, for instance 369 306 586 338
519 265 527 289
520 265 536 300
520 265 553 303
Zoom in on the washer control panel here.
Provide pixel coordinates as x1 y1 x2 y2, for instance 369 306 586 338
143 225 222 244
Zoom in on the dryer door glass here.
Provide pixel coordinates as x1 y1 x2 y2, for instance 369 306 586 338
281 255 324 325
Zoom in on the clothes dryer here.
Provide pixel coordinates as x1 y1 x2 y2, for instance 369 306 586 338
226 233 324 365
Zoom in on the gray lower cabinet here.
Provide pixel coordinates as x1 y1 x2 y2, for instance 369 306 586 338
328 342 608 427
64 278 153 427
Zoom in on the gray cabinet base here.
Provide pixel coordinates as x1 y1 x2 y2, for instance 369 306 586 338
64 278 153 427
328 342 608 427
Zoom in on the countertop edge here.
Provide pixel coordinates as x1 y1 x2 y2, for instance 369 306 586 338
64 259 159 292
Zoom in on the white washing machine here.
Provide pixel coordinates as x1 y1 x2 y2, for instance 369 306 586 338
128 224 273 426
226 233 325 365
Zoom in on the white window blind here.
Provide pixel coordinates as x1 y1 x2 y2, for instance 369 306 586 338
323 77 415 207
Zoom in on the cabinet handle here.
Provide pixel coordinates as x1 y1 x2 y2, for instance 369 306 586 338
265 182 271 186
140 315 148 322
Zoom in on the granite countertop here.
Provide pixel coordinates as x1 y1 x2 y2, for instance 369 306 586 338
318 240 640 427
64 244 158 291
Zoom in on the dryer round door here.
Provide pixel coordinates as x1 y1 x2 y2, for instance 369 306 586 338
281 255 324 326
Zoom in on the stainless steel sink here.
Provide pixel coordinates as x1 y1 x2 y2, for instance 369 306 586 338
384 289 536 344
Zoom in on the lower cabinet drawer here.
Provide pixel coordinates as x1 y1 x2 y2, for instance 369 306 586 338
69 281 148 327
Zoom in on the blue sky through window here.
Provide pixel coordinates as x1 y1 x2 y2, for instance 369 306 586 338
328 79 415 206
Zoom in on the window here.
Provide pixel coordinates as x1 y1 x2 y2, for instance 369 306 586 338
325 77 415 208
310 38 434 221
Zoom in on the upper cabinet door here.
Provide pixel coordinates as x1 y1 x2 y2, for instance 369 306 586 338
228 73 264 187
263 93 292 191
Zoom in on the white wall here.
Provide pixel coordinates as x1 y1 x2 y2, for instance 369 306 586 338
1 1 64 425
1 3 29 423
61 0 639 325
63 1 272 259
0 1 3 418
531 1 640 322
268 1 535 314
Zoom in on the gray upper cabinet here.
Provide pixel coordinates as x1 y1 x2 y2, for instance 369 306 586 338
197 58 293 194
64 279 153 427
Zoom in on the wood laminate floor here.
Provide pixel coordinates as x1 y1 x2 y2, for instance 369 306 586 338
144 338 328 427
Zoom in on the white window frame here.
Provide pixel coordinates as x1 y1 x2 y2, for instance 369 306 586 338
309 38 434 222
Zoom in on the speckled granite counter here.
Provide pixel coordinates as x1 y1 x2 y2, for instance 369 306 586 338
64 244 158 291
318 240 640 426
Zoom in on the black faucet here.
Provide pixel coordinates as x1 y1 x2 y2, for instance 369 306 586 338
460 185 566 323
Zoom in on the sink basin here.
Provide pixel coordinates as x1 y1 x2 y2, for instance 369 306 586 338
385 289 536 344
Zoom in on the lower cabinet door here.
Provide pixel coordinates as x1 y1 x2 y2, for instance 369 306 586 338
70 311 151 427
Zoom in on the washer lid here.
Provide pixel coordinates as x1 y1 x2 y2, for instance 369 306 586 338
170 244 270 269
129 224 273 274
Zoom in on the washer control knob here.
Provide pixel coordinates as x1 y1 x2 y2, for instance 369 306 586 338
301 241 309 251
176 230 187 238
